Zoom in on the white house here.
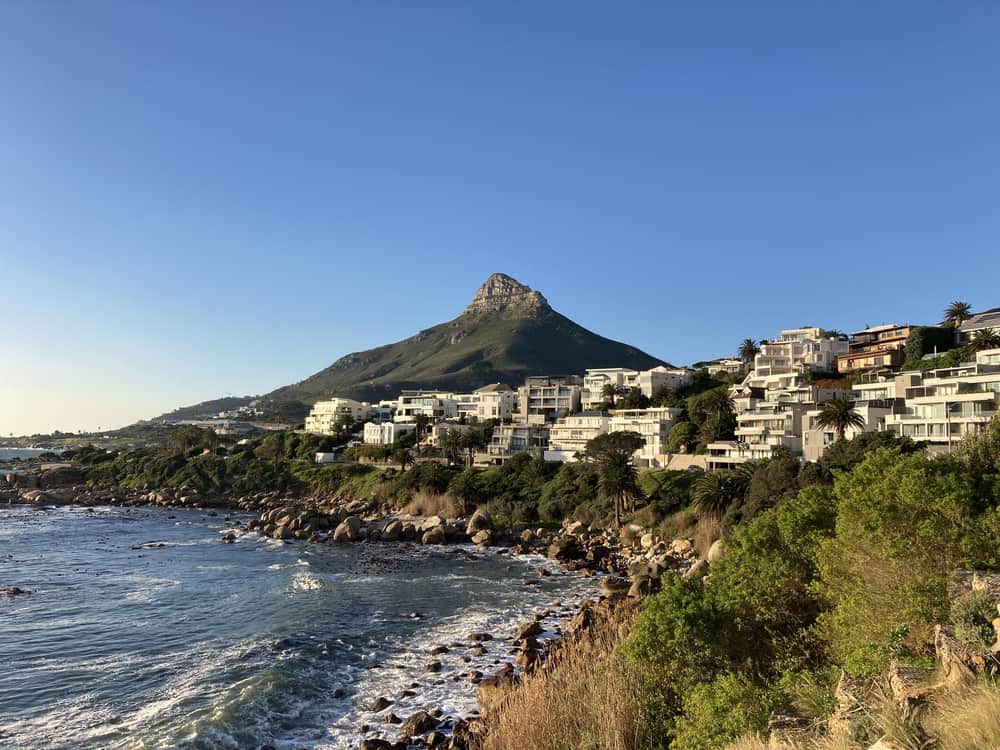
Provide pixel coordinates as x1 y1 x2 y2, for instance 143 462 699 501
885 348 1000 453
363 421 416 445
519 375 583 424
395 391 458 421
304 398 375 435
609 406 684 467
547 412 612 460
486 423 550 462
453 383 518 422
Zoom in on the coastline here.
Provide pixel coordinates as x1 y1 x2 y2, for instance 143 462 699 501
2 483 699 749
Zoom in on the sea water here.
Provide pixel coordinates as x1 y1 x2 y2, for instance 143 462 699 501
0 505 596 749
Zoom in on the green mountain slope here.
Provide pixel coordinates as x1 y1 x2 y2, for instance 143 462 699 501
267 273 667 404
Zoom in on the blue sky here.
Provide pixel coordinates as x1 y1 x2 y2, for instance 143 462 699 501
2 2 998 436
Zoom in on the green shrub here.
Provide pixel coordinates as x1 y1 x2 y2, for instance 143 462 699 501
671 672 782 750
951 590 997 650
816 448 977 679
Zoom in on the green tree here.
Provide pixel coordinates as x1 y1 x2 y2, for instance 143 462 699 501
943 300 973 327
621 387 650 409
583 431 646 526
691 469 750 519
737 338 760 366
392 446 412 471
969 327 1000 353
438 428 463 464
413 414 430 443
601 382 619 407
459 429 486 466
169 425 218 453
813 397 866 442
816 448 977 678
666 421 697 453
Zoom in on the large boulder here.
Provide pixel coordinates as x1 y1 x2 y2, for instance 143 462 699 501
546 536 581 561
707 538 726 562
600 577 631 597
471 529 492 546
419 515 448 532
382 519 404 541
620 524 644 547
422 525 447 545
465 509 492 537
476 664 518 714
399 710 438 739
332 515 362 542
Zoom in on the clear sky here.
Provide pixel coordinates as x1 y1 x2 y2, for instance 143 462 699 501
2 2 998 436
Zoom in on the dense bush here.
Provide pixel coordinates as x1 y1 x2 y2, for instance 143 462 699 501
816 448 979 678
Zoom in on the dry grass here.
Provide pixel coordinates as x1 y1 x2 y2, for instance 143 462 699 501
657 508 697 541
722 735 769 750
399 490 463 518
694 515 723 559
925 681 1000 750
475 603 647 750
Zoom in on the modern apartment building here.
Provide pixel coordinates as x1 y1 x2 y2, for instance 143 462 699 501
519 375 583 424
453 383 517 422
959 308 1000 344
749 327 848 386
885 349 1000 453
395 391 459 421
304 398 375 434
582 368 638 409
547 411 612 458
609 406 684 467
638 366 694 396
837 324 913 374
802 402 893 462
362 421 416 445
707 358 745 376
582 366 694 408
486 423 550 462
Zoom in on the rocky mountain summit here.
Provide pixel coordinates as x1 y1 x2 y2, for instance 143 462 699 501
258 272 665 405
462 273 549 316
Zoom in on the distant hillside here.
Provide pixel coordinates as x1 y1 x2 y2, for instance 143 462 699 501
268 273 667 404
148 396 257 423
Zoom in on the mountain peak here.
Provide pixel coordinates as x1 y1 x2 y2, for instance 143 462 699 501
464 273 549 316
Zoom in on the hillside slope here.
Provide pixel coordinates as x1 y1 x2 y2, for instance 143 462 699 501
267 273 666 404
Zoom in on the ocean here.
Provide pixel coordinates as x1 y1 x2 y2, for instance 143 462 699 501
0 504 596 749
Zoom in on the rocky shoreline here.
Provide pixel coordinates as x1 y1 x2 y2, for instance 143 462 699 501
3 482 705 749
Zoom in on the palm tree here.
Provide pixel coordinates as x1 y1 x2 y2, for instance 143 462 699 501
601 382 619 407
691 469 750 519
439 429 462 464
969 327 1000 353
738 338 760 365
944 301 973 328
598 451 640 527
814 397 866 442
413 414 430 443
584 431 645 526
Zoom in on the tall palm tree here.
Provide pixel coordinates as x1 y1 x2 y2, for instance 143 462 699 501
944 301 973 328
691 469 750 519
969 327 1000 353
601 382 619 406
598 451 640 527
738 339 760 365
413 414 430 443
814 396 866 442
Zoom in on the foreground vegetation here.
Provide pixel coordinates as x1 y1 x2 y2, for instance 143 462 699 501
50 408 1000 749
472 418 1000 750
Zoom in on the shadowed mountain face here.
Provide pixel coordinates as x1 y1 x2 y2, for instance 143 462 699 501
266 273 667 404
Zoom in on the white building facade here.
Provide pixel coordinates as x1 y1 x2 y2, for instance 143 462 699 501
305 398 375 435
885 349 1000 453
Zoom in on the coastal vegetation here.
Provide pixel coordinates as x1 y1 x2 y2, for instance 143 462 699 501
35 408 1000 749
